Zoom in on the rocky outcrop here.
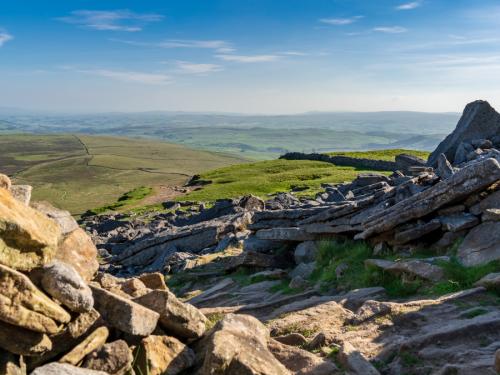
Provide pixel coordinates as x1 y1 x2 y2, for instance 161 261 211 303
428 100 500 166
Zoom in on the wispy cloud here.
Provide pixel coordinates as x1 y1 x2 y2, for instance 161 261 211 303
113 38 233 52
373 26 408 34
0 31 13 47
319 16 363 26
72 68 171 85
280 51 308 56
215 54 280 63
396 1 422 10
57 10 163 32
176 61 223 74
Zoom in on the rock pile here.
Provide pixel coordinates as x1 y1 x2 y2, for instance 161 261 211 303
0 176 300 374
103 101 500 280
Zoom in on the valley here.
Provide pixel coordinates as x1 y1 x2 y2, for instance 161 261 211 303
3 134 244 215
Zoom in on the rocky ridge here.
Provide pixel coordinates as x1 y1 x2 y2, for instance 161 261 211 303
0 99 500 375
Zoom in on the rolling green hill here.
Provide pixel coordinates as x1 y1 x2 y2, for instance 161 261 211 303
2 134 245 214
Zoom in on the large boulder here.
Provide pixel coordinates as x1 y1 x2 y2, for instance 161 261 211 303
428 100 500 166
457 221 500 266
196 314 290 375
55 228 99 282
90 285 159 336
0 188 61 271
134 290 207 341
0 264 70 334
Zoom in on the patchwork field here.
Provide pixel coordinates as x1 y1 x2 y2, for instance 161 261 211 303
3 134 245 214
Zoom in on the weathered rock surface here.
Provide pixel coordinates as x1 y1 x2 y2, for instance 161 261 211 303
196 314 290 375
0 320 52 356
90 285 159 336
0 188 61 271
59 326 109 366
357 157 500 240
31 201 79 235
134 290 207 341
31 363 107 375
457 221 500 266
428 100 500 165
268 339 338 375
0 264 70 334
55 228 99 282
82 340 133 375
41 261 94 313
10 185 32 205
135 335 195 375
0 174 11 190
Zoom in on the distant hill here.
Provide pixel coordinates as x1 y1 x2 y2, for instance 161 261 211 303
0 111 458 159
2 134 244 214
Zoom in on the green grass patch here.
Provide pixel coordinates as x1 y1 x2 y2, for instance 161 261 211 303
310 240 422 298
310 240 500 299
180 159 390 203
327 149 430 162
84 186 153 216
425 258 500 296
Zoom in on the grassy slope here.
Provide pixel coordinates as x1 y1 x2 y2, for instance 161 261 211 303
180 159 391 203
6 134 245 214
327 149 430 161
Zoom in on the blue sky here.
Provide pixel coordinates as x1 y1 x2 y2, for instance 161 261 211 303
1 0 500 113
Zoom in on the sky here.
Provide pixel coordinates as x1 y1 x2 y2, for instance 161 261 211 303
1 0 500 114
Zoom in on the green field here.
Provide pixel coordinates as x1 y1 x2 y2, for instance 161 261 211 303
2 134 245 214
180 159 391 203
327 149 430 161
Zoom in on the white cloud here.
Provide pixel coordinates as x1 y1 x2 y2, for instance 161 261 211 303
75 68 171 85
0 31 13 47
215 54 280 63
176 61 223 74
280 51 307 56
113 38 233 52
57 10 163 32
373 26 408 34
396 2 422 10
319 16 363 26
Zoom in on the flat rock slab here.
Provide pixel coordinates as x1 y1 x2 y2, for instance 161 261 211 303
357 158 500 240
256 227 316 241
90 285 159 336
